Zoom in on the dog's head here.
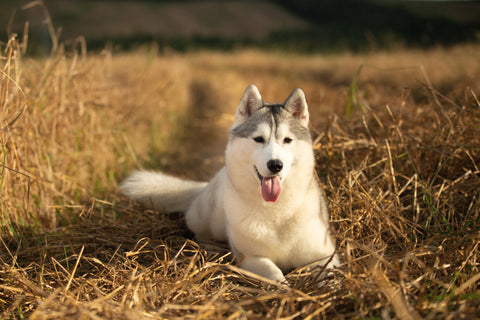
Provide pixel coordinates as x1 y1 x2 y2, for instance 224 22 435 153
226 85 314 203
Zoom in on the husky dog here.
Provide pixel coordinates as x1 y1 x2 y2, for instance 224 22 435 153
121 85 339 283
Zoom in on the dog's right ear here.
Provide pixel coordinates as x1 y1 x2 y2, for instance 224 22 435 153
234 84 263 124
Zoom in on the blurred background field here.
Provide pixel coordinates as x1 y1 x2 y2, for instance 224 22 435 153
0 1 479 319
1 0 480 53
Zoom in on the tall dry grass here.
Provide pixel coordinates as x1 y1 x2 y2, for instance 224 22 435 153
1 34 479 319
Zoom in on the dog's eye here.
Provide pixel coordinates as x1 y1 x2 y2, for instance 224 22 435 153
283 137 293 144
253 136 265 143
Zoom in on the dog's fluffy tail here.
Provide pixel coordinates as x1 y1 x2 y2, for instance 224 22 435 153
120 171 207 212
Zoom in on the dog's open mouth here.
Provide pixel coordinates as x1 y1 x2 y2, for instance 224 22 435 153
254 166 282 202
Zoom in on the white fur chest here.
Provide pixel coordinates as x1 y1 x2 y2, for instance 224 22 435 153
224 184 303 265
222 175 335 271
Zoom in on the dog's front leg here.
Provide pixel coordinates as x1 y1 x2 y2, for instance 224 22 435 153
240 256 286 283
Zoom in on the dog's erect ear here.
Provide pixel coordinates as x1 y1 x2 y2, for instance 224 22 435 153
284 88 309 127
234 84 263 123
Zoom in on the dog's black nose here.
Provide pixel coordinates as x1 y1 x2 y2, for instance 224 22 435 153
267 159 283 174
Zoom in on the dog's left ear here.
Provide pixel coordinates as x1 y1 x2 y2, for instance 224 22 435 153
284 88 309 127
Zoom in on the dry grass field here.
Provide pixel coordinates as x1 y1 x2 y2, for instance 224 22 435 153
1 34 479 319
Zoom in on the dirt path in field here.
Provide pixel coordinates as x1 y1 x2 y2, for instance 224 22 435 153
155 79 231 181
180 80 231 180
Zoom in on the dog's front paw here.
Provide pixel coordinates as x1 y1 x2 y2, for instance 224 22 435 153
240 256 286 283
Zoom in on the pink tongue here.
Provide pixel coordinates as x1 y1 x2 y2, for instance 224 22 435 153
261 176 282 202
